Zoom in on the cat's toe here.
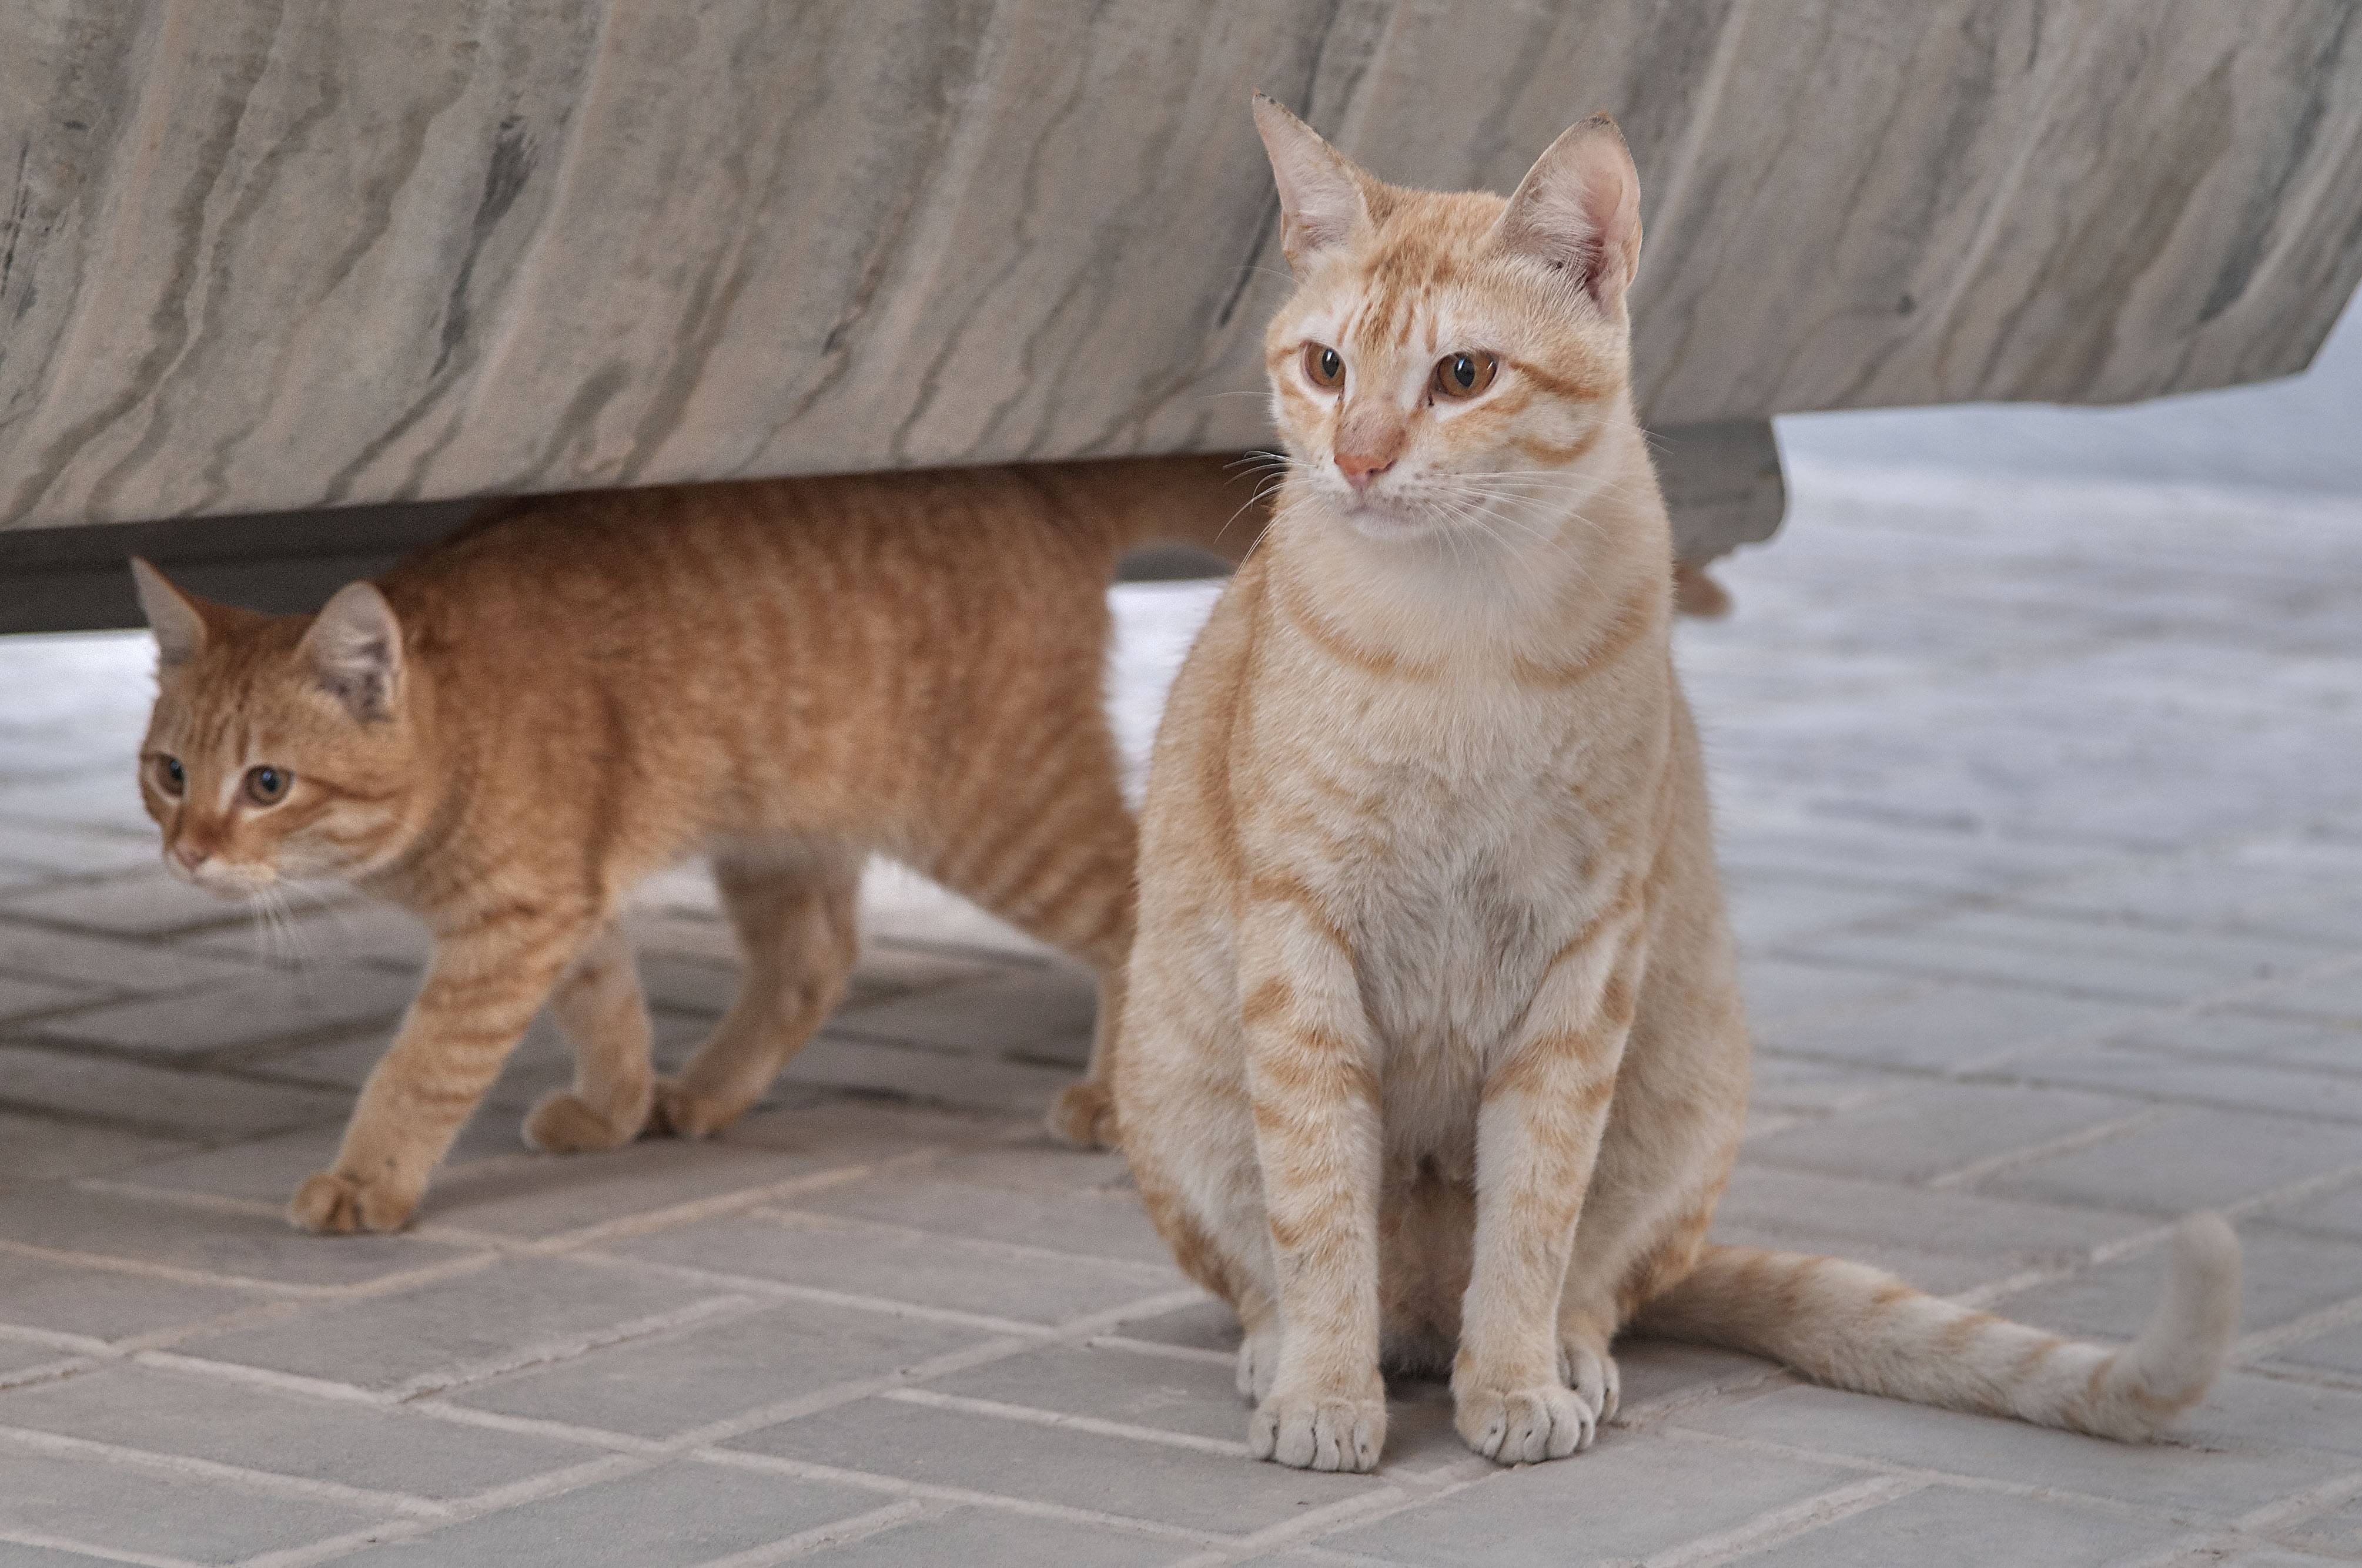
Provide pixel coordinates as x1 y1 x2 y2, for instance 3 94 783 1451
1250 1385 1386 1472
287 1170 417 1235
1558 1338 1621 1425
1045 1080 1117 1150
1456 1384 1593 1465
521 1090 638 1154
648 1079 733 1140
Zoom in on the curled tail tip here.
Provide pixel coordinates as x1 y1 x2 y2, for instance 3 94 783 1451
2107 1212 2242 1439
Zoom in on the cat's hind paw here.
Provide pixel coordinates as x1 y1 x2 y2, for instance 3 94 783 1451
1456 1383 1594 1465
520 1090 643 1155
288 1170 419 1235
1250 1385 1386 1472
1045 1079 1118 1150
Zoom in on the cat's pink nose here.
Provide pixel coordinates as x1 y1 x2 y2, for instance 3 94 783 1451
171 842 208 873
1336 450 1396 491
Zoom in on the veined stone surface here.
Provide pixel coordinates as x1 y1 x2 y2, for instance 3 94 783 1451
2 0 2360 531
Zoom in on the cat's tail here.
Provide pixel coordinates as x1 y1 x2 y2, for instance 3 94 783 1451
1634 1213 2240 1441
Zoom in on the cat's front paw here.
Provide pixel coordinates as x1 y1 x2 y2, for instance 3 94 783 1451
1455 1382 1594 1465
1249 1383 1386 1472
1045 1080 1118 1150
288 1170 420 1235
1235 1324 1281 1403
647 1078 739 1140
520 1090 643 1154
1558 1336 1621 1425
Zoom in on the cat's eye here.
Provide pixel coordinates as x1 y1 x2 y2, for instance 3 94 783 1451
243 765 291 806
1433 351 1499 401
1302 343 1346 390
154 756 185 797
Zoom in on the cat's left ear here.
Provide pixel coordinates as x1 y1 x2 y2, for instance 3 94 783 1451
299 581 404 722
1494 114 1642 310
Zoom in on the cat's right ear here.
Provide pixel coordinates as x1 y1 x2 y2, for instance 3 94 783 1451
1252 93 1371 273
129 558 208 668
300 581 404 722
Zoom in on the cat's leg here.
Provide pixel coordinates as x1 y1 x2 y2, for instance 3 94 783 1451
1452 924 1646 1465
1229 893 1389 1472
290 907 600 1234
650 843 861 1139
520 919 657 1154
920 728 1137 1151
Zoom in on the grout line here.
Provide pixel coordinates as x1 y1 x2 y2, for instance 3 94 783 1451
0 1352 101 1392
2234 1461 2362 1536
1162 1487 1422 1568
382 1294 765 1403
1627 1474 1929 1568
0 1237 319 1299
685 1500 939 1568
235 1520 435 1568
0 1422 450 1519
750 1203 1187 1278
0 1527 205 1568
134 1350 403 1407
400 1398 668 1455
881 1387 1247 1457
0 1321 111 1355
689 1447 1234 1549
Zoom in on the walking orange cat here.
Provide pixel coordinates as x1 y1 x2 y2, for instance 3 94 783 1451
131 457 1253 1233
1113 96 2240 1472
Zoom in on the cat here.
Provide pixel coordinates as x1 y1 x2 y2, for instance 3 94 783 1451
130 454 1260 1234
1112 96 2240 1473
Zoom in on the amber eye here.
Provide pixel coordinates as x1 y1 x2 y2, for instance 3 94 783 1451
155 756 185 798
244 765 290 806
1302 343 1345 390
1433 350 1499 401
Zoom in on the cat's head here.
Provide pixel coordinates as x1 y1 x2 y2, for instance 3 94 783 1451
130 560 423 896
1252 96 1642 547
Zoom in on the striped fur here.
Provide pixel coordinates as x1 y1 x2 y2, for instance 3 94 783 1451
130 455 1261 1233
1113 98 2240 1473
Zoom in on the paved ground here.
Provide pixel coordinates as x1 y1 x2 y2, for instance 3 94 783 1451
2 451 2361 1567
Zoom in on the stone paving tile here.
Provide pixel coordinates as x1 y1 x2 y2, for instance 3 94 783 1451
1994 1042 2362 1123
2265 1314 2362 1380
187 897 434 971
0 1536 130 1566
0 868 270 937
611 1207 1182 1325
0 1043 351 1141
0 1340 86 1382
2249 1177 2362 1244
2121 1010 2362 1077
0 1110 193 1186
1725 1481 2189 1567
1317 1429 1878 1566
1674 1384 2354 1516
795 1505 1187 1566
0 1362 602 1500
1784 913 2327 1005
34 961 420 1057
783 1031 1088 1118
2249 968 2362 1027
1725 875 1939 951
2178 1374 2362 1460
1711 1164 2146 1274
0 1448 380 1565
1991 1226 2362 1341
1734 956 1921 1029
1754 979 2143 1071
0 1183 474 1291
0 1252 259 1341
725 1395 1378 1535
0 820 160 878
451 1295 993 1440
783 1161 1178 1267
1970 1108 2362 1218
0 974 93 1023
106 1114 527 1208
1742 1081 2149 1185
333 1459 885 1567
171 1255 746 1398
0 918 260 994
834 969 1099 1064
922 1341 1249 1444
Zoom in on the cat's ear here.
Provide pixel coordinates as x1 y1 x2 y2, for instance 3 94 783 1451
129 558 209 668
1495 113 1642 310
300 581 404 722
1252 92 1372 272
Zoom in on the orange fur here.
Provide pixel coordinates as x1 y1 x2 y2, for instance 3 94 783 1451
1114 97 2239 1474
131 454 1262 1232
